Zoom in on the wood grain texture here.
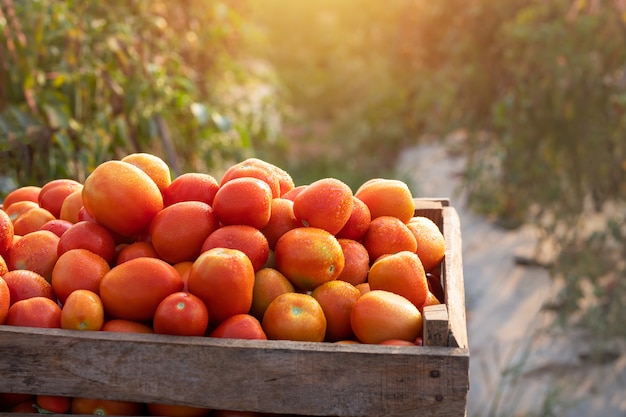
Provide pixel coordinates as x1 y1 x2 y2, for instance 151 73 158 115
0 326 468 417
415 199 468 350
413 198 447 229
423 304 450 347
441 206 468 349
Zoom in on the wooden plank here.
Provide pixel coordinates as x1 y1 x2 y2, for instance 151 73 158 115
414 200 468 350
0 326 469 417
414 198 446 229
423 304 449 347
441 207 468 349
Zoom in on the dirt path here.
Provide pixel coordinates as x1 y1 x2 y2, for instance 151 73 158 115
395 140 626 417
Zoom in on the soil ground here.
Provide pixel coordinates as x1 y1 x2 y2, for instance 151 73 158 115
395 140 626 417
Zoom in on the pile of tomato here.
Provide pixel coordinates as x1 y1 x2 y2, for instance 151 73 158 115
0 153 447 415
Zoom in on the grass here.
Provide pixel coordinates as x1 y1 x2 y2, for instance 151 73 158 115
471 327 579 417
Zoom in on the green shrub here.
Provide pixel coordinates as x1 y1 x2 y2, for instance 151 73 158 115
402 0 626 339
0 0 283 192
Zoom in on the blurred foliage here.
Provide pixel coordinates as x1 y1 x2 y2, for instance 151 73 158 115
249 0 416 189
391 0 626 340
0 0 283 191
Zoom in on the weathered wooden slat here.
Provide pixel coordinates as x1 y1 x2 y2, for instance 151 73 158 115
414 198 448 229
0 326 468 417
423 304 450 347
441 206 468 349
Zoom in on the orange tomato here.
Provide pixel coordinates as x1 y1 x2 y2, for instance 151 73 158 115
77 206 96 223
12 207 55 235
260 198 300 250
38 178 83 219
407 216 446 273
59 189 84 224
379 339 419 347
0 208 14 257
39 218 73 237
336 238 370 287
355 178 415 223
250 267 295 320
200 224 269 272
350 290 423 344
52 248 110 304
367 250 429 309
6 296 62 328
61 289 104 331
420 290 442 313
149 201 219 264
270 163 296 197
220 158 282 198
99 257 183 321
0 254 7 276
4 200 38 223
262 292 327 342
355 282 371 296
162 172 220 207
209 313 268 340
153 292 209 336
311 280 361 341
292 177 354 235
361 215 417 262
274 227 344 291
238 158 295 197
115 241 159 264
10 399 39 413
36 395 71 414
121 152 172 193
0 253 7 275
173 261 193 292
2 185 41 210
6 230 59 281
101 319 153 334
335 196 372 241
188 248 255 325
212 177 273 229
280 184 306 201
82 160 163 237
2 269 56 305
0 276 9 325
57 220 117 264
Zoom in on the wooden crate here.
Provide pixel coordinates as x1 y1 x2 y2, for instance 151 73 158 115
0 199 469 417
